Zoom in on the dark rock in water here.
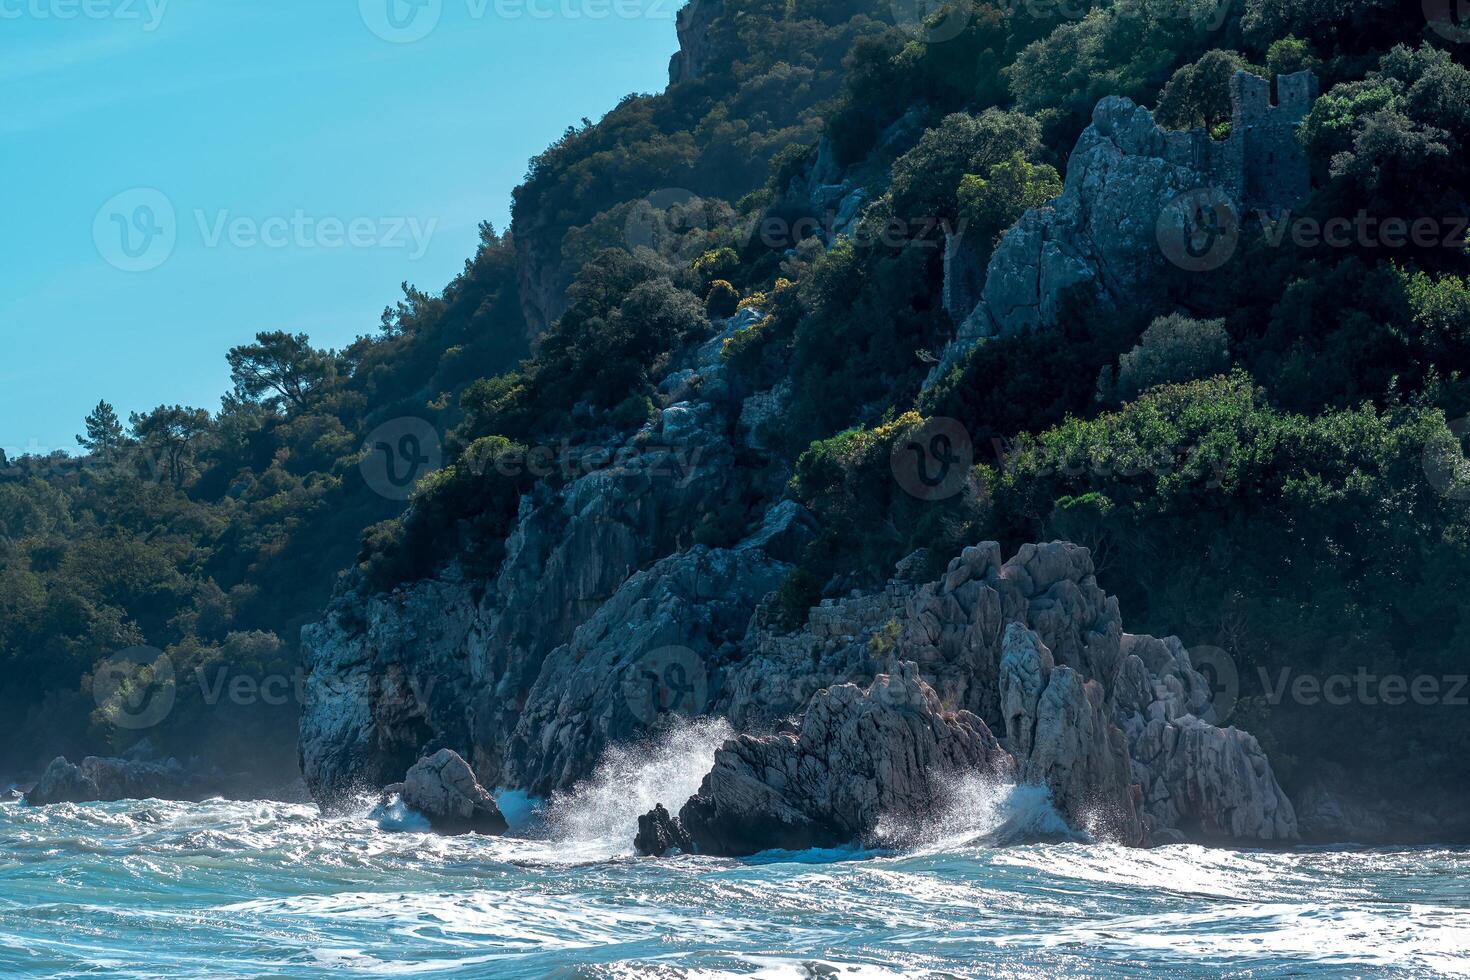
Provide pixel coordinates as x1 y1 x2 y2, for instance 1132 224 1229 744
26 758 99 805
385 749 507 836
634 804 692 857
666 662 1016 857
24 756 211 806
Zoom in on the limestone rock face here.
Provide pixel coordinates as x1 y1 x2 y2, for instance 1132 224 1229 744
300 578 479 810
932 73 1318 383
386 749 507 836
721 541 1292 845
668 0 723 86
1111 634 1297 842
1000 626 1142 844
658 662 1014 857
502 540 795 795
24 756 210 806
300 311 765 806
940 97 1211 375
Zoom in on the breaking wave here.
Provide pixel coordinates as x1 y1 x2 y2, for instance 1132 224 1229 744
540 716 732 860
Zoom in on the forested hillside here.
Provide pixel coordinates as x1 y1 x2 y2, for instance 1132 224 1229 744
6 0 1470 832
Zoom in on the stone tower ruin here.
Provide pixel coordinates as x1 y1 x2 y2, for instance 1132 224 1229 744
1150 69 1319 215
1219 69 1319 214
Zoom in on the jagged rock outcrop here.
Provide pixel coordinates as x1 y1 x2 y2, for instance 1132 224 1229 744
502 530 799 794
300 578 479 809
24 758 97 806
643 662 1014 856
384 749 508 835
24 756 213 806
719 541 1295 845
668 0 723 86
1000 624 1142 844
635 803 693 857
1111 634 1297 842
932 71 1318 382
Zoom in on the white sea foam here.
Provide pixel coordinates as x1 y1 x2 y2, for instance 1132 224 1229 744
539 717 732 860
5 779 1469 978
877 772 1079 853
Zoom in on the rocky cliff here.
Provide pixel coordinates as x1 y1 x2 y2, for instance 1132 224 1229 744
300 80 1302 848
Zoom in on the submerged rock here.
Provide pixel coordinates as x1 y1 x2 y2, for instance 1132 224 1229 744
649 662 1015 857
384 749 507 836
23 756 212 806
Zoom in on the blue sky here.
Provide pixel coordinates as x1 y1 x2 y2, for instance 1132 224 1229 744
1 0 677 455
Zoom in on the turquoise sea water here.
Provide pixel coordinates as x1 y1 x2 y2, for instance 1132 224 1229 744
3 728 1468 978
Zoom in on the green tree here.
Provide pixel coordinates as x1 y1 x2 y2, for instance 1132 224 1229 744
1155 50 1252 132
1099 314 1231 403
129 405 212 488
226 331 333 413
1265 36 1318 80
76 400 126 461
890 110 1042 222
957 151 1062 256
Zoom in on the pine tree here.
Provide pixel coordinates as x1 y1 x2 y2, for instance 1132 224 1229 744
77 400 125 461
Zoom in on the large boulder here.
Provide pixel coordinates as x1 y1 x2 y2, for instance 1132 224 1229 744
646 662 1015 857
634 803 693 857
385 749 507 836
24 758 98 806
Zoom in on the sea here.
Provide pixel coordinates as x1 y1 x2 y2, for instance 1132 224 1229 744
3 721 1467 978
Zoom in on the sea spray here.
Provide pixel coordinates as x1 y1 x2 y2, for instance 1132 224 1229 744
878 773 1080 852
542 717 732 858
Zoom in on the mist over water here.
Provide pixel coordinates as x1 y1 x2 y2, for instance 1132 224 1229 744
3 731 1468 978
